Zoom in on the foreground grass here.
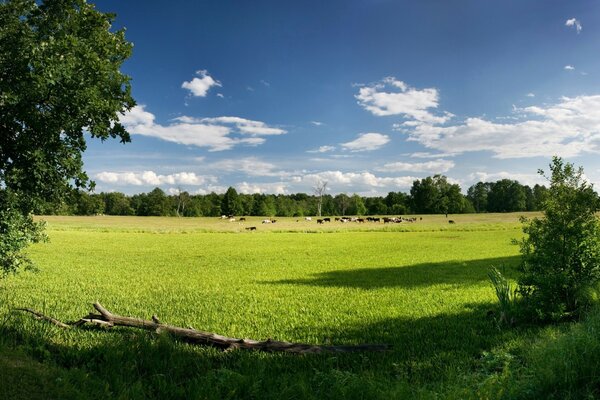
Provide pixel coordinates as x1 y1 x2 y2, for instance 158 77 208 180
0 214 597 398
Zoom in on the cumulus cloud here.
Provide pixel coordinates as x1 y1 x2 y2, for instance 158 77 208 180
409 152 457 158
377 159 455 173
565 18 582 34
355 77 452 124
469 171 546 187
295 170 417 190
181 70 221 97
526 93 535 98
307 145 336 153
237 181 287 195
565 65 575 71
120 106 285 151
210 157 288 177
401 95 600 159
96 171 214 186
340 133 390 151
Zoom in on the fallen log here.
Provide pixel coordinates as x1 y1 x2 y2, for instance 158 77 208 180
16 302 391 354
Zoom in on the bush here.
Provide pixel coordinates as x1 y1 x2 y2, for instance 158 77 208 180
517 157 600 320
0 207 46 277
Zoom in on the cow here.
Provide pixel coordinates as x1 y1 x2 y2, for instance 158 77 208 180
239 217 246 221
271 219 277 223
262 219 271 224
448 220 456 224
317 219 324 224
229 218 236 222
323 217 331 222
245 226 257 231
305 217 312 221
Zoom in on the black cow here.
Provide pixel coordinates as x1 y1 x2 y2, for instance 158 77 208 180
245 226 257 231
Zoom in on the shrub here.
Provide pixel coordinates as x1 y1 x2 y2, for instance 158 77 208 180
0 206 46 277
517 157 600 320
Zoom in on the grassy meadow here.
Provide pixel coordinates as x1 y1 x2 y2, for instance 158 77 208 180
1 213 599 399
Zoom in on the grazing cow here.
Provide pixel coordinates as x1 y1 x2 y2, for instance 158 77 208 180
323 217 331 222
262 219 271 224
356 218 365 223
229 218 236 222
245 226 257 231
239 217 246 221
448 220 455 224
220 215 228 219
317 219 324 224
271 219 277 223
334 217 340 221
305 217 312 221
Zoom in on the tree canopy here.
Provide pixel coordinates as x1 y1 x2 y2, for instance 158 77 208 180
0 0 134 275
0 0 135 211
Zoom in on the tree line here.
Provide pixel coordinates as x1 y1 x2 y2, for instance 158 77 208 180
34 175 557 217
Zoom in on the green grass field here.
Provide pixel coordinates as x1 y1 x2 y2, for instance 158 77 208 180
0 214 598 399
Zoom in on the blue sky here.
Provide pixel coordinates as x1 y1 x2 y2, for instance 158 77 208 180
87 0 600 196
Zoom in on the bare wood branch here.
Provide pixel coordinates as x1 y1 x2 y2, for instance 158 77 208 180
14 308 71 329
15 303 391 354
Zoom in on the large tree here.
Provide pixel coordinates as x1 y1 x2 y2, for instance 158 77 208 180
0 0 135 274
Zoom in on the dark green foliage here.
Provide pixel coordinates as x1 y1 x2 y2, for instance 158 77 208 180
0 0 135 210
221 187 242 216
487 179 527 212
0 203 46 277
410 175 470 214
517 157 600 320
0 0 134 275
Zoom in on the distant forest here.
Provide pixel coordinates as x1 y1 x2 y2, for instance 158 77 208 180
36 175 557 217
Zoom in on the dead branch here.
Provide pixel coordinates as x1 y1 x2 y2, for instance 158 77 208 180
15 303 391 354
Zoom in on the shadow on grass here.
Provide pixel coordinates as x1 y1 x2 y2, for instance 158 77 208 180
0 255 535 399
268 256 520 289
0 299 536 399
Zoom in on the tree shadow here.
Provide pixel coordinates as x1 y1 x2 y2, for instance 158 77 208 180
267 256 520 289
0 297 540 399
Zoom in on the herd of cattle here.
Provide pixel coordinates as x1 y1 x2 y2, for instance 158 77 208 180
220 214 433 231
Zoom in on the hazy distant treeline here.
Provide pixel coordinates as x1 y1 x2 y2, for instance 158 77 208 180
35 175 553 217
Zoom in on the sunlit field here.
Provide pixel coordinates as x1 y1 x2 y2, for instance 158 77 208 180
1 213 596 399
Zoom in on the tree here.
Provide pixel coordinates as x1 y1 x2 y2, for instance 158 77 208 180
221 187 242 216
333 193 350 216
487 179 526 212
467 182 490 213
348 194 367 216
0 0 134 274
517 157 600 320
410 175 468 214
313 181 328 217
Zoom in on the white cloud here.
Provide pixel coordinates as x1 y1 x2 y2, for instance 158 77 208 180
216 93 224 98
198 116 286 135
296 171 417 190
260 80 271 87
96 171 213 186
181 70 221 97
469 171 546 187
310 121 324 126
355 77 452 124
526 93 535 98
307 145 336 153
120 106 285 151
377 159 455 173
409 152 457 158
340 132 390 151
565 65 575 71
565 18 582 34
402 95 600 159
237 181 287 195
211 157 287 177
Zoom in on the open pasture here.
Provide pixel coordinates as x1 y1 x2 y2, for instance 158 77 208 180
0 213 569 399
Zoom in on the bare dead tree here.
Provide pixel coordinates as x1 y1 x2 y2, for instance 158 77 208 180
16 303 391 354
313 181 328 217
